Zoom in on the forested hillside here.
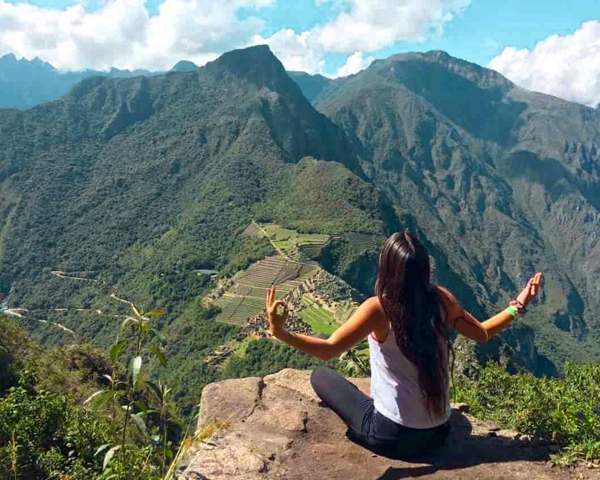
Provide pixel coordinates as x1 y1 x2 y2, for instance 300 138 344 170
0 45 398 410
1 45 599 397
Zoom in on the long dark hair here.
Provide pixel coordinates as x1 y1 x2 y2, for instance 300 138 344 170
375 231 451 416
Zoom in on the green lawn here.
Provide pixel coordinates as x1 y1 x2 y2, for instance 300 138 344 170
299 308 338 336
298 297 339 335
260 223 329 256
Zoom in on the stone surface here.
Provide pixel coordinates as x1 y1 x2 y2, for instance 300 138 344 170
197 376 263 429
180 369 582 480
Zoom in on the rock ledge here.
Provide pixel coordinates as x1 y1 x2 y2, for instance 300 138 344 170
179 369 576 480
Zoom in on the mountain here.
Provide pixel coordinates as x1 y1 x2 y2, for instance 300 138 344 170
292 50 600 368
170 60 200 72
287 71 332 104
0 54 159 109
1 45 599 405
0 45 393 408
0 54 335 110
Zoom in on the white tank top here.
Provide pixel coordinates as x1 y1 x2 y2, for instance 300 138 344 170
368 322 451 429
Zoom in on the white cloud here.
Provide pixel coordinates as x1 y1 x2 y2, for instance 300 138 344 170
0 0 468 74
333 51 374 77
250 29 325 74
309 0 471 53
254 0 469 76
488 21 600 108
0 0 274 71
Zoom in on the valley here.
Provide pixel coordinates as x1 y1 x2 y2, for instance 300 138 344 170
1 45 600 417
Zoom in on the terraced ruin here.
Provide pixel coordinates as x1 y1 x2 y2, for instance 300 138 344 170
210 222 366 331
343 233 376 251
214 256 319 326
260 223 329 261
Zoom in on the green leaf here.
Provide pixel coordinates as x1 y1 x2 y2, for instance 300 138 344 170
147 310 165 316
128 356 142 385
84 390 105 405
165 446 174 461
167 417 185 428
144 381 162 401
102 374 114 386
95 390 118 411
134 400 147 413
103 445 121 471
150 328 167 345
131 413 147 435
147 346 167 366
110 339 128 364
137 409 157 417
95 444 111 457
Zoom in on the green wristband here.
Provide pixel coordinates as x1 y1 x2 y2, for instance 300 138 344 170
506 306 518 317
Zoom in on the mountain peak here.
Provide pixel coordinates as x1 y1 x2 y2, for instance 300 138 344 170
1 53 17 62
170 60 199 72
376 49 514 92
205 45 287 86
0 53 55 71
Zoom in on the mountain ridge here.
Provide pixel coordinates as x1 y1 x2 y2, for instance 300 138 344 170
1 45 598 398
0 53 160 110
292 49 600 368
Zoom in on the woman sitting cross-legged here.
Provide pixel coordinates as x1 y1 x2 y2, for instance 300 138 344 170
265 231 542 460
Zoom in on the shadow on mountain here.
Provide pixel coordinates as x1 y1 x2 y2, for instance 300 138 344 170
388 60 527 146
376 410 551 479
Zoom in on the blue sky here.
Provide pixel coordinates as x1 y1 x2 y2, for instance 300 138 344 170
1 0 600 106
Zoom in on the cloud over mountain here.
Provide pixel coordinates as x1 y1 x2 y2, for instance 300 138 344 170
0 0 469 75
255 0 470 76
0 0 273 71
489 21 600 108
308 0 471 53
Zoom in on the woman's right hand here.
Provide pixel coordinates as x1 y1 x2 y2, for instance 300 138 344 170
516 272 543 307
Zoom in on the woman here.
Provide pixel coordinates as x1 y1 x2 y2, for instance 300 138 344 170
266 232 542 460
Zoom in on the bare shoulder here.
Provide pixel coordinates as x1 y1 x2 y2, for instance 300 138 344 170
362 296 385 313
435 285 457 304
359 296 388 322
435 285 463 321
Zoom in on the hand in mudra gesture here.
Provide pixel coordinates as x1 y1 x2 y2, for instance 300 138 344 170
266 286 288 335
516 272 543 307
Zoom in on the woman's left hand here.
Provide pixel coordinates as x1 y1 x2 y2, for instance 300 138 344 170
266 285 288 335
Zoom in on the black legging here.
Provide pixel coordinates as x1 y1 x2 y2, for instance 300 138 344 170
310 366 451 460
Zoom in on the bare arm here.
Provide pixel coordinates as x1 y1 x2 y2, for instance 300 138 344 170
266 287 383 361
439 273 542 344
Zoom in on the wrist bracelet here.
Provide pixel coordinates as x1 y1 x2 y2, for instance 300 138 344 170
506 306 518 318
515 301 527 316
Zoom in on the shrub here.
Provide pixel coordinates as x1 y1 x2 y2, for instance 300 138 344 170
0 386 112 479
451 361 600 463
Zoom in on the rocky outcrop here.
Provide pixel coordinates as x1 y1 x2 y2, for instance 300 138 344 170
178 369 579 480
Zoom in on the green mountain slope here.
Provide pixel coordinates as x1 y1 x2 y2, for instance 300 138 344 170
0 46 386 342
2 45 598 385
300 50 600 369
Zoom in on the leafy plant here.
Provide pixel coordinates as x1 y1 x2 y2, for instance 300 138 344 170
84 302 173 476
338 342 370 377
451 361 600 464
